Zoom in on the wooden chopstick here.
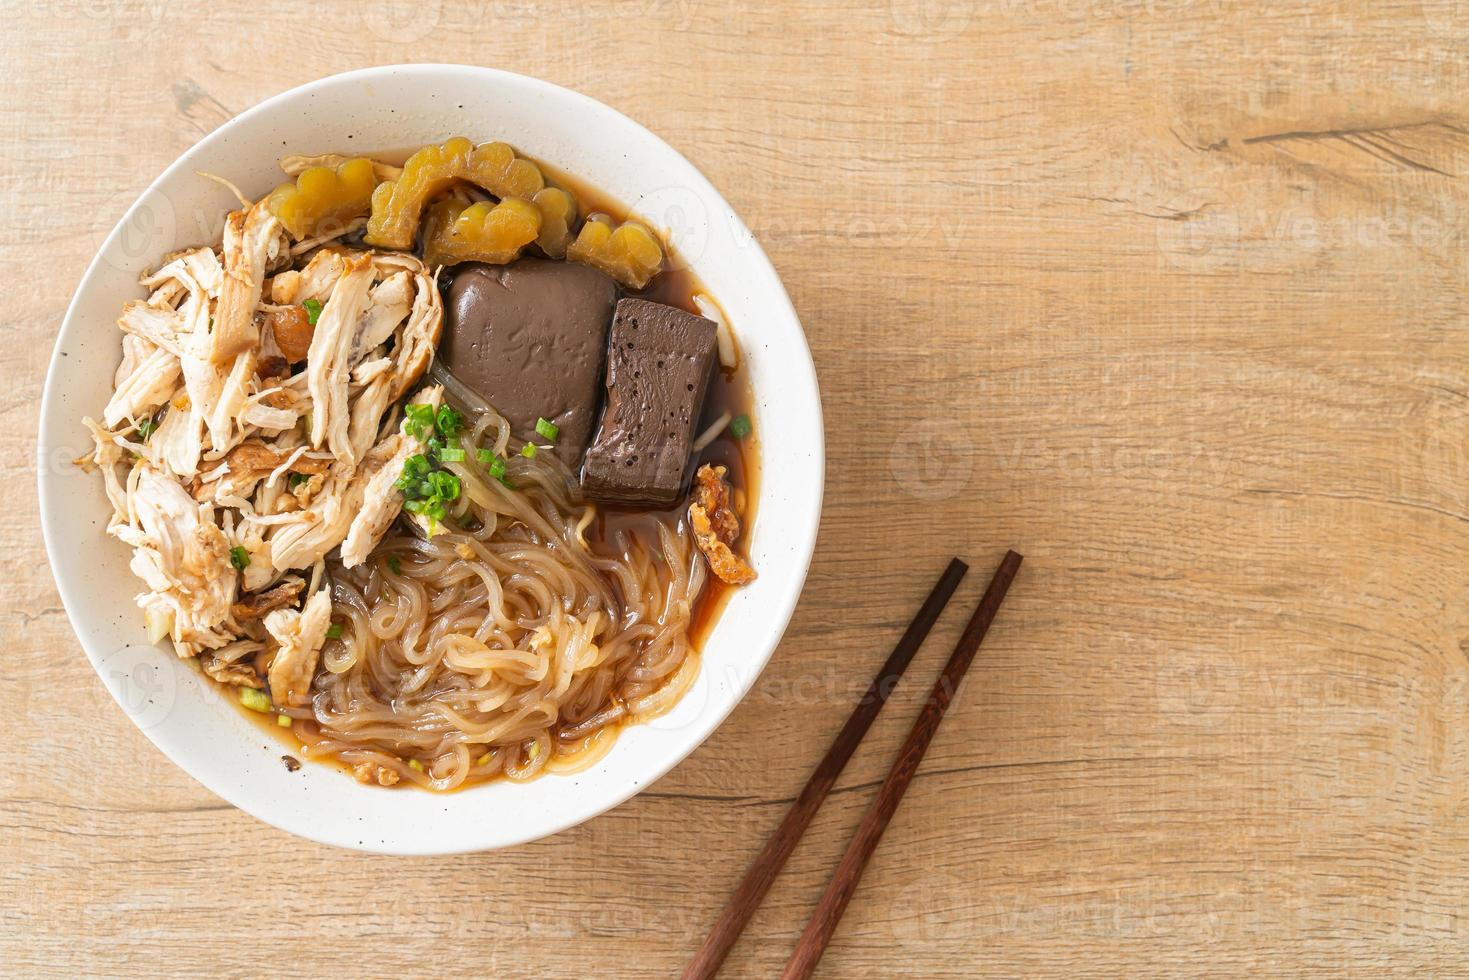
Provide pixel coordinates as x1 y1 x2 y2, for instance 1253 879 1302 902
680 557 970 980
780 549 1024 980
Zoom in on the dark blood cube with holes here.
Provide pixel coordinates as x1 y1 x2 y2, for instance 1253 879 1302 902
582 298 719 505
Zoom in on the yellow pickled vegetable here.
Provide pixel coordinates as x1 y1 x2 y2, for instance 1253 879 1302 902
266 157 378 240
278 152 402 182
532 187 579 258
422 197 542 268
566 216 663 288
365 137 545 249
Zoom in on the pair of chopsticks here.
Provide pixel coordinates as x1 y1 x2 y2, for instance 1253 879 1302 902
682 550 1024 980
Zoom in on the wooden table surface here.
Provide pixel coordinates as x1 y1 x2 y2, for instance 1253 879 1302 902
6 1 1468 976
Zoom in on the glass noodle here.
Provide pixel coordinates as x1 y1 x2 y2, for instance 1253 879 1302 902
294 376 706 790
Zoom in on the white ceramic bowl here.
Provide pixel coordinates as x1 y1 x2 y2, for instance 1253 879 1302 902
38 65 823 854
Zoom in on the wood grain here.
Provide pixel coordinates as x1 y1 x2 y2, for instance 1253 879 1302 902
4 1 1468 977
782 552 1021 980
686 558 970 979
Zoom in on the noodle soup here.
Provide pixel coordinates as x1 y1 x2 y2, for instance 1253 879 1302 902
78 137 759 791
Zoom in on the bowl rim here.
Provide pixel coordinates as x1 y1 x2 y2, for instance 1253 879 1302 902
38 64 825 853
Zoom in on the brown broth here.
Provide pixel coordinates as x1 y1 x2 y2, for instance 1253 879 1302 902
232 145 760 782
544 161 760 651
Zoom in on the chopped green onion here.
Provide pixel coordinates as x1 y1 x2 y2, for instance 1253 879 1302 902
435 404 464 439
288 472 308 488
525 741 540 760
135 417 158 441
535 417 560 442
400 453 431 481
388 556 402 575
302 298 323 325
408 759 425 773
493 467 514 488
326 624 343 639
403 403 435 441
276 713 293 728
520 443 537 458
428 470 460 500
239 688 271 713
395 456 434 496
474 447 516 488
730 414 753 439
229 546 250 571
437 446 465 463
408 498 447 520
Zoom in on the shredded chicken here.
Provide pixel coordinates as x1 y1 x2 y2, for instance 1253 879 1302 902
340 388 442 567
305 253 376 461
201 640 266 687
217 439 331 498
264 588 332 706
210 200 285 363
689 464 756 586
104 335 179 429
232 576 305 621
81 189 445 686
113 465 239 656
270 248 344 305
